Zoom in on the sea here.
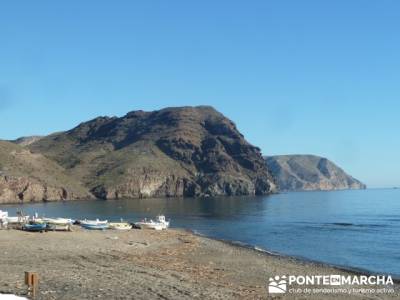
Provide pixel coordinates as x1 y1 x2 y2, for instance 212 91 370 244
1 189 399 277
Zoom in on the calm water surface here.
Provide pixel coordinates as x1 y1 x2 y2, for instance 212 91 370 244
1 189 399 277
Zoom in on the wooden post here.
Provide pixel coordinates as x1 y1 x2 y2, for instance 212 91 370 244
25 271 39 299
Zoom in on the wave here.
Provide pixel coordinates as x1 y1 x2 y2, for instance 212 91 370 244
331 222 353 226
328 222 388 228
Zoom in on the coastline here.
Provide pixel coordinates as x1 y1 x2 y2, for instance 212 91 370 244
193 230 400 282
0 228 398 299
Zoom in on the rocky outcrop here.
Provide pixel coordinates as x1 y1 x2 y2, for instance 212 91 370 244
0 175 86 203
265 155 366 191
29 106 277 199
0 141 94 203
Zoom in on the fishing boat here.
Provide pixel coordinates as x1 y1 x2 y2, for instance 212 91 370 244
4 213 29 229
0 210 7 219
22 221 47 232
0 210 8 229
109 222 132 230
7 216 26 223
43 217 73 225
134 215 170 231
46 223 71 231
43 217 73 231
80 219 109 230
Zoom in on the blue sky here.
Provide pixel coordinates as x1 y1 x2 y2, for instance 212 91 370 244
0 1 399 187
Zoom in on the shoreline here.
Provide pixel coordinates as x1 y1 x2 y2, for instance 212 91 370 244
188 229 400 282
0 227 398 299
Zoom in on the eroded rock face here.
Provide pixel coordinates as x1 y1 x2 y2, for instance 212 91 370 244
91 174 187 199
30 106 277 199
0 176 90 204
265 155 366 191
0 140 94 204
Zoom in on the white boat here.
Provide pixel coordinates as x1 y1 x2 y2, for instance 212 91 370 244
46 223 72 231
135 215 170 231
5 215 29 224
0 210 7 219
42 218 73 225
80 219 109 230
0 210 8 228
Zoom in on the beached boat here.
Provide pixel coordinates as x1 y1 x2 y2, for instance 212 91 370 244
109 222 132 230
46 223 72 231
23 222 47 232
0 210 8 228
43 217 73 225
0 210 8 219
80 219 109 230
43 217 73 231
134 215 170 231
6 215 29 224
4 214 29 229
7 216 22 223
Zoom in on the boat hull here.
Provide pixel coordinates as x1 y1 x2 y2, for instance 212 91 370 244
23 223 47 232
134 222 166 230
6 216 29 224
80 223 109 230
109 223 132 230
46 223 72 231
43 218 73 225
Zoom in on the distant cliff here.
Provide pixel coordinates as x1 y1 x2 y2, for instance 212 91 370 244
27 106 276 200
265 155 366 191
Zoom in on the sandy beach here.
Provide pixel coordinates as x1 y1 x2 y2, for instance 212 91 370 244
0 227 398 300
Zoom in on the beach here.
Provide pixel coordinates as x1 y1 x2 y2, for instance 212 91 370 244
0 228 398 300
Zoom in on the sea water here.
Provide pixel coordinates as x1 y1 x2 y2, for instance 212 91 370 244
1 189 399 277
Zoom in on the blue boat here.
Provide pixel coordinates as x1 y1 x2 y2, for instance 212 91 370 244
23 222 47 232
80 219 109 230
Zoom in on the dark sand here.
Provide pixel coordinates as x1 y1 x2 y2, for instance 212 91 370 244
0 227 398 299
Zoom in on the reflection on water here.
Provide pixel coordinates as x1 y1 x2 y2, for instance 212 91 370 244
1 189 400 277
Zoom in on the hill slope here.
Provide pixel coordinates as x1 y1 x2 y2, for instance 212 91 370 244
29 106 276 199
265 155 366 191
0 141 93 203
12 136 43 147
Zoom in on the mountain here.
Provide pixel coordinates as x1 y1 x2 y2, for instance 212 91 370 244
265 155 366 191
0 141 93 203
28 106 276 199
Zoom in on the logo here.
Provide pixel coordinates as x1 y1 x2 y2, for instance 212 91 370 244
267 274 394 295
268 275 287 294
329 275 341 286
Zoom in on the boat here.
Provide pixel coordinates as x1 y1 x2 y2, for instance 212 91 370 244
6 216 28 223
43 218 73 225
109 222 132 230
43 218 73 231
22 221 47 232
80 219 109 230
134 215 170 231
0 210 8 219
4 214 29 229
46 223 72 231
0 210 8 229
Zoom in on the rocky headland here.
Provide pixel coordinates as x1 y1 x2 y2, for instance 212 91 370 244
265 154 366 191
